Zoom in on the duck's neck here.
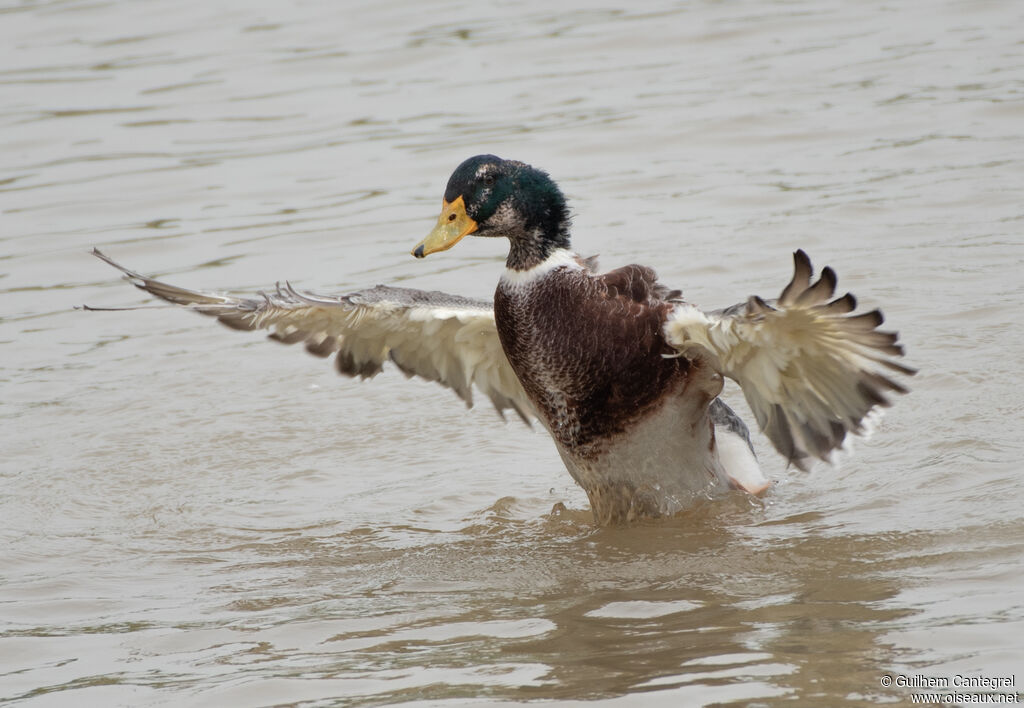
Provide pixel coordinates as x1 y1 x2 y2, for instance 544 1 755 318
500 247 582 287
505 225 572 271
500 169 572 271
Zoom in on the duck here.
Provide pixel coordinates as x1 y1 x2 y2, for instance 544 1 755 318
89 154 914 525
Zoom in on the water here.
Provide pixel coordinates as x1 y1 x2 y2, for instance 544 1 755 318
2 0 1023 705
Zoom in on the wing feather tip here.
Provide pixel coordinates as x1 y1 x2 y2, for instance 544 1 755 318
780 250 814 305
820 265 837 291
845 308 884 329
305 335 338 358
336 350 383 379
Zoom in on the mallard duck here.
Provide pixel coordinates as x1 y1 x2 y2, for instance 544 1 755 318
90 155 914 525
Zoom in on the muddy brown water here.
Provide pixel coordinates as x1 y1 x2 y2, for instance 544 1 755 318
2 1 1022 705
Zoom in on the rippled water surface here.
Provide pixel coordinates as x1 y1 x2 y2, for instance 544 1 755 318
3 0 1023 706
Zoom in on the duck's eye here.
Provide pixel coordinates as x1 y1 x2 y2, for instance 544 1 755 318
448 213 457 222
483 175 495 186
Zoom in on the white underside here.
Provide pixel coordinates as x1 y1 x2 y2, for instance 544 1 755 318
716 428 770 494
550 392 766 522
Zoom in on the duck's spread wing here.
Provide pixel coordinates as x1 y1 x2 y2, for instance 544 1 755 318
663 250 915 469
88 249 534 422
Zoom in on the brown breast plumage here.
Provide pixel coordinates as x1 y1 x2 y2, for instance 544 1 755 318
493 262 695 458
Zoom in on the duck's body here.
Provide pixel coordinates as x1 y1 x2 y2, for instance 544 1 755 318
495 251 687 461
493 249 755 522
90 155 913 526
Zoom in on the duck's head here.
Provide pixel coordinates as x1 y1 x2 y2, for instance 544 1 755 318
412 155 571 270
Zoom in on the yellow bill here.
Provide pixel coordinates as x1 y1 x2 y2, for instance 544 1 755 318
411 196 478 258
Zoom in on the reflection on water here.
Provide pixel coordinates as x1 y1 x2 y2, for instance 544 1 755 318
3 0 1024 705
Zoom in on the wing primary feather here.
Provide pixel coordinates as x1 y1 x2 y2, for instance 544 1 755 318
336 350 379 378
217 314 258 331
843 309 884 331
871 357 918 376
824 292 857 314
305 335 338 358
77 304 180 311
269 328 309 345
795 265 837 306
856 379 892 409
779 249 813 306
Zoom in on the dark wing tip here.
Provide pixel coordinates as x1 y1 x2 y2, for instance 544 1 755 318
216 315 255 331
795 264 838 306
268 329 308 345
336 349 383 379
820 265 837 292
846 309 884 329
305 336 338 358
883 359 918 376
91 248 145 284
780 250 814 305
